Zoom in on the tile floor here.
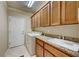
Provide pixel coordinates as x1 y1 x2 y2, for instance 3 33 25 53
4 45 30 57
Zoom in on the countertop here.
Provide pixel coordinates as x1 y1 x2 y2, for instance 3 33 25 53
36 35 79 57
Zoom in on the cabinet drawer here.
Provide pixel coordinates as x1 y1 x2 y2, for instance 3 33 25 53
36 39 43 46
44 50 54 57
45 43 69 57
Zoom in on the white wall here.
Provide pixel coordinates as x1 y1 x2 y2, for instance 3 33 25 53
35 24 79 38
0 2 8 56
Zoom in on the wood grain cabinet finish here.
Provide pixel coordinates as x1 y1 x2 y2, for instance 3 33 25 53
40 3 50 27
37 11 41 27
31 1 79 28
31 11 41 28
44 43 69 57
31 16 35 28
61 1 78 24
35 11 41 27
44 50 54 57
36 44 43 57
34 14 38 28
36 39 43 47
51 1 61 25
36 39 72 57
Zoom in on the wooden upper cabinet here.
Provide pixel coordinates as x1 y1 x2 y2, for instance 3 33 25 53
31 16 35 28
61 1 78 24
37 11 41 27
32 12 40 28
31 11 41 28
35 13 39 28
31 1 79 28
51 1 61 25
40 3 50 27
76 2 79 23
34 14 37 28
40 9 43 27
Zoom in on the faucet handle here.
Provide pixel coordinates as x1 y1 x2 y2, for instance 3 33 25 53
62 36 65 39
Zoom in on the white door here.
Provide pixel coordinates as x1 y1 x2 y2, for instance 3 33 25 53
9 16 25 48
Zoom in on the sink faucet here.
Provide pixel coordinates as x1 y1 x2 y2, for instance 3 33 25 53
62 36 65 40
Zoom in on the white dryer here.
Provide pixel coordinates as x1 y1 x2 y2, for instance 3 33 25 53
26 32 42 56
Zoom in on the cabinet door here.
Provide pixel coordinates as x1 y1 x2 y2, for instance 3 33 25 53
51 1 61 25
36 44 43 57
33 11 41 28
40 3 50 27
34 14 38 28
37 11 41 27
44 50 54 57
31 16 35 28
40 9 43 27
61 1 78 24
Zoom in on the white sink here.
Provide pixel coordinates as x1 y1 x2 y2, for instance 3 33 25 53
47 38 79 52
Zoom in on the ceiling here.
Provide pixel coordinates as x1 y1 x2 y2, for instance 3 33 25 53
7 1 48 13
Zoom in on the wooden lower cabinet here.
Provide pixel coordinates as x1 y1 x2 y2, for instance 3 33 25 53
44 43 69 57
44 50 54 57
36 39 43 46
36 39 72 57
36 44 43 57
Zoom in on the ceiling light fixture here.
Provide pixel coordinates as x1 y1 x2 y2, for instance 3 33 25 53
28 1 35 8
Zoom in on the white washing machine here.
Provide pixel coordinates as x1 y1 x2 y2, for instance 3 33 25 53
26 32 42 56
